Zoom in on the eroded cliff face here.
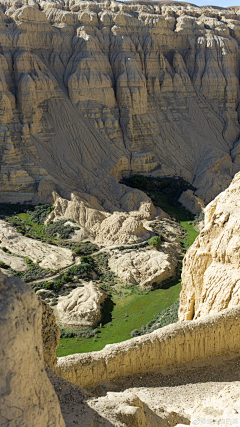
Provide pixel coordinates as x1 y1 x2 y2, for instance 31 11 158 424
179 171 240 321
0 271 65 426
0 0 239 208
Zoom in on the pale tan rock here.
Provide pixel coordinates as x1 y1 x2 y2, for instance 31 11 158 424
12 5 48 23
189 383 240 426
179 171 240 321
0 248 28 271
109 244 180 287
55 282 107 330
55 305 240 389
41 300 60 368
89 391 164 427
0 271 65 426
46 192 158 245
0 220 74 270
178 190 205 215
0 2 239 208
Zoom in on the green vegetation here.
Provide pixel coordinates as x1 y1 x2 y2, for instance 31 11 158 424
29 204 54 224
1 177 200 357
148 235 162 248
1 204 99 254
9 258 51 283
0 261 10 269
93 253 118 291
130 301 179 337
58 175 200 356
45 219 80 240
56 281 181 356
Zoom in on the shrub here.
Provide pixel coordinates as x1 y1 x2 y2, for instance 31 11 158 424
11 264 50 283
43 282 54 290
62 274 71 283
148 235 162 248
45 220 75 240
130 329 141 337
73 248 83 255
29 204 54 225
0 261 10 269
1 247 9 253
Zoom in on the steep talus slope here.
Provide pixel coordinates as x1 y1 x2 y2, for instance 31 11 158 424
0 0 239 208
179 171 240 321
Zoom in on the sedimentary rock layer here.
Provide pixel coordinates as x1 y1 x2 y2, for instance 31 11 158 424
0 0 239 207
179 171 240 321
0 271 65 426
55 305 240 389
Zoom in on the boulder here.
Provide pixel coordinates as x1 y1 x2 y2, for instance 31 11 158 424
55 282 107 330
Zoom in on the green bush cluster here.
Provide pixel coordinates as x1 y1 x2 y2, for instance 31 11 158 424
45 219 79 240
60 327 99 339
0 261 10 269
148 235 162 248
56 240 99 254
130 301 179 337
1 247 11 253
73 242 98 255
29 204 54 225
93 253 118 289
115 242 147 251
5 215 41 240
11 259 51 283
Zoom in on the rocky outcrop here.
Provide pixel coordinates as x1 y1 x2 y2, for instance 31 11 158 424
109 247 177 287
179 171 240 321
109 235 181 287
0 1 239 209
0 271 65 426
55 305 240 389
55 282 107 330
45 191 158 245
0 247 28 271
0 219 74 270
89 391 169 427
188 383 240 427
41 300 61 368
178 190 205 215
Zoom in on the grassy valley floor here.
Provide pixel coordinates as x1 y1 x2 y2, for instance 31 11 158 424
56 281 182 356
0 177 199 357
57 177 199 356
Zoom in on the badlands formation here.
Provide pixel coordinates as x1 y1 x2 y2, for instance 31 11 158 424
2 0 240 426
179 170 240 321
0 0 239 211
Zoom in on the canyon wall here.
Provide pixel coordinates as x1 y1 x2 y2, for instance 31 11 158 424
179 171 240 321
0 271 65 426
55 304 240 389
0 0 239 209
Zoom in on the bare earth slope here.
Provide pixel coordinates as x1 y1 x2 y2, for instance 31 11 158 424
179 171 240 321
0 0 240 208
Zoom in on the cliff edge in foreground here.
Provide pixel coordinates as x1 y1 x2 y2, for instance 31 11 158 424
0 271 65 426
179 171 240 321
